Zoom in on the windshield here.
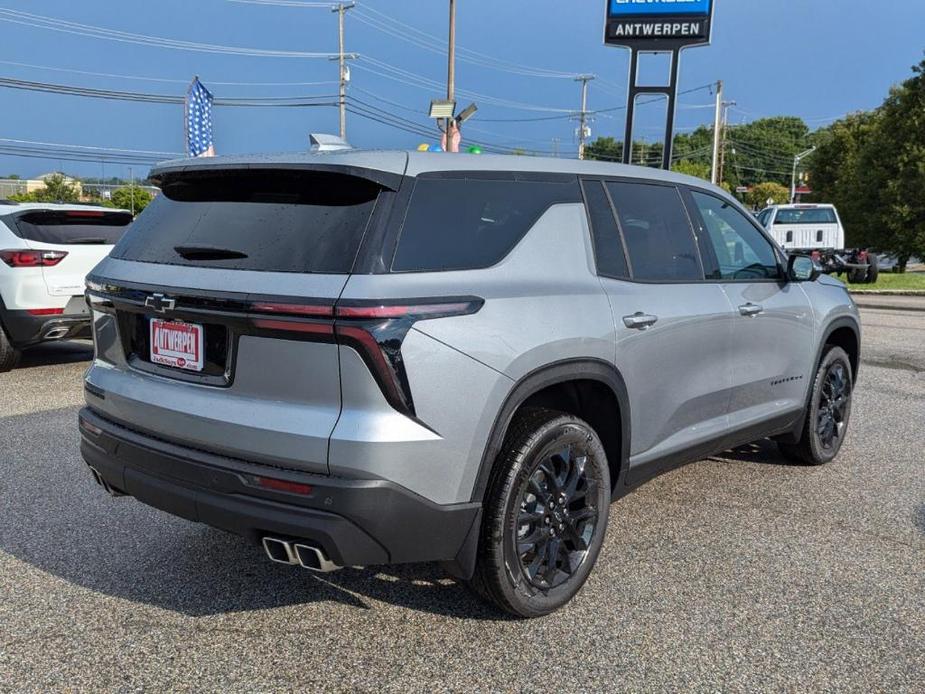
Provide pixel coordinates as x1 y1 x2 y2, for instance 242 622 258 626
774 208 837 225
111 169 382 273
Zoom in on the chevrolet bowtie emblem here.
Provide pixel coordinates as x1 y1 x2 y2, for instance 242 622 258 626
145 293 176 313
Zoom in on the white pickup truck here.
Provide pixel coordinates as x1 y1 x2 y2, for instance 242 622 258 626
757 203 878 284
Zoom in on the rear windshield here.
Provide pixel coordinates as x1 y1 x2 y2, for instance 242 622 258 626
111 170 382 273
8 210 133 245
774 208 837 224
391 177 580 272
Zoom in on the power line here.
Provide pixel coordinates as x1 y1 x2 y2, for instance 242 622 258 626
0 76 340 107
227 0 334 6
353 4 578 79
357 56 576 113
0 59 339 87
0 8 339 58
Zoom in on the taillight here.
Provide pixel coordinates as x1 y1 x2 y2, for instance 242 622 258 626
27 308 65 316
248 297 484 417
0 249 68 267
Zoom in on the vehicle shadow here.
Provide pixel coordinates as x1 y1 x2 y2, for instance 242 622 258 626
15 340 93 369
708 438 805 467
0 405 509 621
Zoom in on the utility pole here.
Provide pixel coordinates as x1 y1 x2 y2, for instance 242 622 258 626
575 74 594 160
331 2 355 141
790 147 817 203
716 98 736 186
710 80 723 184
444 0 457 150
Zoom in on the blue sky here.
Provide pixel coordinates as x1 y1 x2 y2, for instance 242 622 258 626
0 0 922 179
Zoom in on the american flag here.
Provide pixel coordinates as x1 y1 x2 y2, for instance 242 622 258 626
185 77 215 157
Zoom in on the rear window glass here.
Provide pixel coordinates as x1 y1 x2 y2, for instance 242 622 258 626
605 181 702 281
111 170 382 273
774 208 837 224
391 177 580 272
8 210 132 245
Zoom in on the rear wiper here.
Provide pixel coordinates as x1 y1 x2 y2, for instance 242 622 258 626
67 237 108 245
174 244 248 261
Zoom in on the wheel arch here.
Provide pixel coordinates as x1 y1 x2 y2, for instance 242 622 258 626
469 358 631 505
778 315 860 446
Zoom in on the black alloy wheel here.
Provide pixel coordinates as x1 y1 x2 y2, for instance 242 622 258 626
514 443 599 589
779 345 853 465
469 408 610 617
816 359 850 451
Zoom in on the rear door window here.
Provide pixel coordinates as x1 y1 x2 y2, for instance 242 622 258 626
581 179 629 279
391 177 580 272
111 170 383 273
7 210 133 245
604 181 702 281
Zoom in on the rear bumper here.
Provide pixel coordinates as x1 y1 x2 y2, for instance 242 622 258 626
2 309 91 347
78 407 481 568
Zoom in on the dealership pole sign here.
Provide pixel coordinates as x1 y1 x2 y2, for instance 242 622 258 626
604 0 715 168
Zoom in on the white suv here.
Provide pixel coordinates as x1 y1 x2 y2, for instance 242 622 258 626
0 201 133 370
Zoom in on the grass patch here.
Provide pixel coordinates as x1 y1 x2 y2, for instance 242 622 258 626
848 271 925 292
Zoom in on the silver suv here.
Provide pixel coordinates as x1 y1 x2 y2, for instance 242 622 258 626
79 150 860 617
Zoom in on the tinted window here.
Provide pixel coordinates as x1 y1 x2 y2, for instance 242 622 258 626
581 180 629 278
691 191 781 280
112 170 381 273
774 208 837 224
391 178 580 272
8 210 132 245
604 181 701 281
757 209 771 227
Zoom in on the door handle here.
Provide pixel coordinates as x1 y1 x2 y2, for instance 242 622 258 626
738 303 764 317
622 312 658 330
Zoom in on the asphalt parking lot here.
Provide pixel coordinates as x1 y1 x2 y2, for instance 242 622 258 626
1 305 923 692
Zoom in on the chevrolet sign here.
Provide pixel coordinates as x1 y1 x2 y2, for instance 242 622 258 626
605 0 713 48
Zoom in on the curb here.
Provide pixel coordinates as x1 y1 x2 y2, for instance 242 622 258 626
848 290 925 296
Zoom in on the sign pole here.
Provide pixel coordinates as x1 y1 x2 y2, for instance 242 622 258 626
604 0 715 171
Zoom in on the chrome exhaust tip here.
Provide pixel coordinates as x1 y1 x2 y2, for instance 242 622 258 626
262 537 298 565
293 543 342 573
87 465 124 497
43 326 69 340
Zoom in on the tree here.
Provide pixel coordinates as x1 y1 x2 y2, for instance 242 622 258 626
9 174 81 203
806 111 880 247
110 185 153 214
671 159 711 181
745 182 791 209
858 58 925 269
808 57 925 267
584 136 622 162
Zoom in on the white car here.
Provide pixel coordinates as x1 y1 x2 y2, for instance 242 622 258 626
0 201 133 370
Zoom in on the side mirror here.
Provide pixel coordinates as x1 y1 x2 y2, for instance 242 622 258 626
788 254 820 282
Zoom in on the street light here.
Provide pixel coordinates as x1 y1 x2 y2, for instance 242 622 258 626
428 99 456 119
791 147 816 203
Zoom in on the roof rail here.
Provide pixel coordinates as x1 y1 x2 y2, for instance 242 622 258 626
309 133 352 152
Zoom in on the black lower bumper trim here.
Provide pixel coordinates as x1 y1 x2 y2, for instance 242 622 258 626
78 407 481 568
3 309 90 347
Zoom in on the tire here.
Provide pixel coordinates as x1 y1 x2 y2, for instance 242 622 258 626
865 254 879 284
846 268 866 284
468 407 611 618
0 325 21 372
779 346 853 465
